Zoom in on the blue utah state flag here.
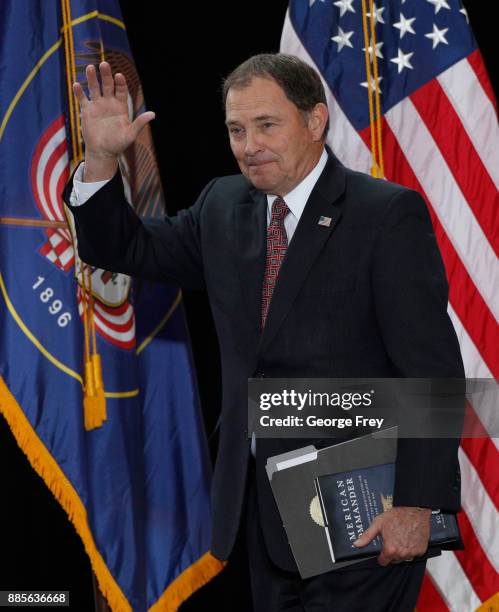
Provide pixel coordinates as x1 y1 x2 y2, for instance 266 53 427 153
0 1 224 609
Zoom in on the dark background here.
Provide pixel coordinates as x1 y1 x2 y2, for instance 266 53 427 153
0 2 496 610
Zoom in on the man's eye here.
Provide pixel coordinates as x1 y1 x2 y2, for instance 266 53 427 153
229 127 243 135
263 122 275 129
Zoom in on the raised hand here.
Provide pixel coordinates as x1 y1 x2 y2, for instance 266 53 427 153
73 61 155 181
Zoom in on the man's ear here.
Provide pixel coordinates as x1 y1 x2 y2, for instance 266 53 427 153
308 103 329 142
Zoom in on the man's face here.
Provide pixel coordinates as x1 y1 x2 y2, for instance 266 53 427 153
225 76 326 196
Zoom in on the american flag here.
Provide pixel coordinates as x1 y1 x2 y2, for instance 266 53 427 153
281 1 498 610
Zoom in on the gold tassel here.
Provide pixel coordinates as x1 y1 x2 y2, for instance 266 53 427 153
81 264 106 431
92 353 107 426
83 355 106 431
83 357 99 430
87 263 106 429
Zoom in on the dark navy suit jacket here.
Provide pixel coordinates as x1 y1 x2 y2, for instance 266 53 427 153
64 151 464 571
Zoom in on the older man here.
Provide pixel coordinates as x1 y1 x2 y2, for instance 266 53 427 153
65 54 463 611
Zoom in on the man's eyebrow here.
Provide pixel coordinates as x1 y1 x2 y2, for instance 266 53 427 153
253 114 281 122
225 115 281 126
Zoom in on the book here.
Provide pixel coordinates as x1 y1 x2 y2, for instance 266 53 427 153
266 428 461 578
266 428 398 577
314 462 460 563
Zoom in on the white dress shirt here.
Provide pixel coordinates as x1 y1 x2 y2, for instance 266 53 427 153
70 149 329 457
265 147 328 244
70 162 111 205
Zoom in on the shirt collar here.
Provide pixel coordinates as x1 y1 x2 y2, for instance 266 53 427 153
266 148 328 222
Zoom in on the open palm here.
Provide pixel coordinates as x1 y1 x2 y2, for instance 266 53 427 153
74 62 155 159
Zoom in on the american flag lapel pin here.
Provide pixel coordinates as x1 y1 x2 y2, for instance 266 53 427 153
318 216 332 227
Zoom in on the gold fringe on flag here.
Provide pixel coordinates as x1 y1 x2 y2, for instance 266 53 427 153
0 378 227 611
149 552 227 612
0 377 131 612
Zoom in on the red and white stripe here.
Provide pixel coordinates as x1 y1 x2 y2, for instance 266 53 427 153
282 12 498 611
77 287 136 351
31 115 74 271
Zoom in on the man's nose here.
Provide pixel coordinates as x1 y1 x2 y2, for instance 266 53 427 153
244 130 263 156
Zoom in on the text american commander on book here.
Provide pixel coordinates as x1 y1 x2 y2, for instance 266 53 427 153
65 54 464 611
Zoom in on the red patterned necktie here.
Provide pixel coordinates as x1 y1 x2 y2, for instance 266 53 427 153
261 197 290 328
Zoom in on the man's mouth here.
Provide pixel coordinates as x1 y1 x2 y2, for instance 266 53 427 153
247 160 274 167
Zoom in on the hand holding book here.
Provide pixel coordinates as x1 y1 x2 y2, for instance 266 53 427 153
353 505 432 566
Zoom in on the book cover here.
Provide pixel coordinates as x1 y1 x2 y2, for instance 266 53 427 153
315 463 460 562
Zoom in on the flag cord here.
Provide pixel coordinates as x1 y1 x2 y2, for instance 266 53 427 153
62 0 83 161
361 0 385 178
368 0 384 177
80 265 91 368
61 0 106 430
61 0 78 162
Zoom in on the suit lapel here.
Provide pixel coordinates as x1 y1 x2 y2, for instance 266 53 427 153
258 154 346 356
233 188 267 340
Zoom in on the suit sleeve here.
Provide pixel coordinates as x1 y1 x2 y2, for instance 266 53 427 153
372 188 464 512
63 168 218 289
